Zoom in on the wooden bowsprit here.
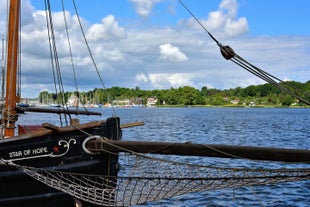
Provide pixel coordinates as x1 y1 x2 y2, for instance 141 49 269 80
85 138 310 163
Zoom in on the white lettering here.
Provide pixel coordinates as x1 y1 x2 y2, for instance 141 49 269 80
23 149 31 156
32 147 48 155
8 146 49 159
9 151 23 158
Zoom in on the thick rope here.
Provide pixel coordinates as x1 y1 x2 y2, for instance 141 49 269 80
178 0 310 106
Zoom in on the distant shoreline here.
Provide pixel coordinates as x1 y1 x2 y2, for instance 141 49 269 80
157 105 309 108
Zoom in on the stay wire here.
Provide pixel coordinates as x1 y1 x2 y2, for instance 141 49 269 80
44 0 69 125
17 6 21 101
178 0 310 106
232 55 310 105
235 53 308 97
178 0 219 46
61 0 89 118
71 0 117 116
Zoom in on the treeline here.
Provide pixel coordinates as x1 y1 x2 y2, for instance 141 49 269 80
38 80 310 107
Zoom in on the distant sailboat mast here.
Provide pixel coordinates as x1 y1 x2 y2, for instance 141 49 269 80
3 0 20 137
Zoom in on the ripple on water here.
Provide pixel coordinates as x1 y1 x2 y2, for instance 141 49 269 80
19 107 310 206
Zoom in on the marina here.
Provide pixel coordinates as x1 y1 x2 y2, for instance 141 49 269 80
0 0 309 206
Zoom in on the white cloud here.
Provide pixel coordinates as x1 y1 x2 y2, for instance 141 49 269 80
0 0 309 98
94 47 124 61
20 0 35 26
159 43 188 62
87 15 127 42
180 0 249 38
129 0 161 17
135 73 149 83
220 0 238 17
149 73 193 89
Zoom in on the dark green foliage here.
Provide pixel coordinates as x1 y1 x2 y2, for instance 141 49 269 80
38 81 310 107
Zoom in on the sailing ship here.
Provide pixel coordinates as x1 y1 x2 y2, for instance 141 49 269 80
0 0 125 206
0 0 309 207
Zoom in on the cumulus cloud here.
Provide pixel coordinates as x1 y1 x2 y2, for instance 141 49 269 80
103 49 125 61
129 0 161 17
148 73 193 89
159 43 188 62
87 15 127 42
93 47 124 61
180 0 248 38
0 0 309 98
20 0 35 26
135 73 149 83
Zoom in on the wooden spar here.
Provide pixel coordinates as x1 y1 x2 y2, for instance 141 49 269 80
4 0 20 137
120 121 144 129
17 107 102 116
86 140 310 163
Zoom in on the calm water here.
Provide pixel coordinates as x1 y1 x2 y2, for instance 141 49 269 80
18 107 310 206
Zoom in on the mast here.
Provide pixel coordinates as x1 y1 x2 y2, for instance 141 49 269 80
3 0 21 137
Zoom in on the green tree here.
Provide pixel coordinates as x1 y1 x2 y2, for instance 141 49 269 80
38 91 50 104
280 94 294 107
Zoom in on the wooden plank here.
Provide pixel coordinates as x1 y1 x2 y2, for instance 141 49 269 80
13 120 106 138
17 107 101 116
120 121 144 129
86 140 310 163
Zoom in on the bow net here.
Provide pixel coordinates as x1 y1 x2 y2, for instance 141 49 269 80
5 153 310 206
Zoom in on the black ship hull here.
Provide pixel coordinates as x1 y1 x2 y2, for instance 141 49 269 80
0 117 121 207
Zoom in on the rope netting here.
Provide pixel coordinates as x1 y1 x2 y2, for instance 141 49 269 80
3 152 310 207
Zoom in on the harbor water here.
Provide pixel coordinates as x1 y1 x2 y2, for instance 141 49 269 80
18 107 310 207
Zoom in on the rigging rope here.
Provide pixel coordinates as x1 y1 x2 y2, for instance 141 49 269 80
60 0 90 117
178 0 310 106
17 5 21 102
1 151 309 207
71 0 117 116
44 0 69 126
43 0 99 121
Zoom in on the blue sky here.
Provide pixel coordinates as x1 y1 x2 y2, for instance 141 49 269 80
238 0 310 35
30 0 310 35
0 0 309 98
